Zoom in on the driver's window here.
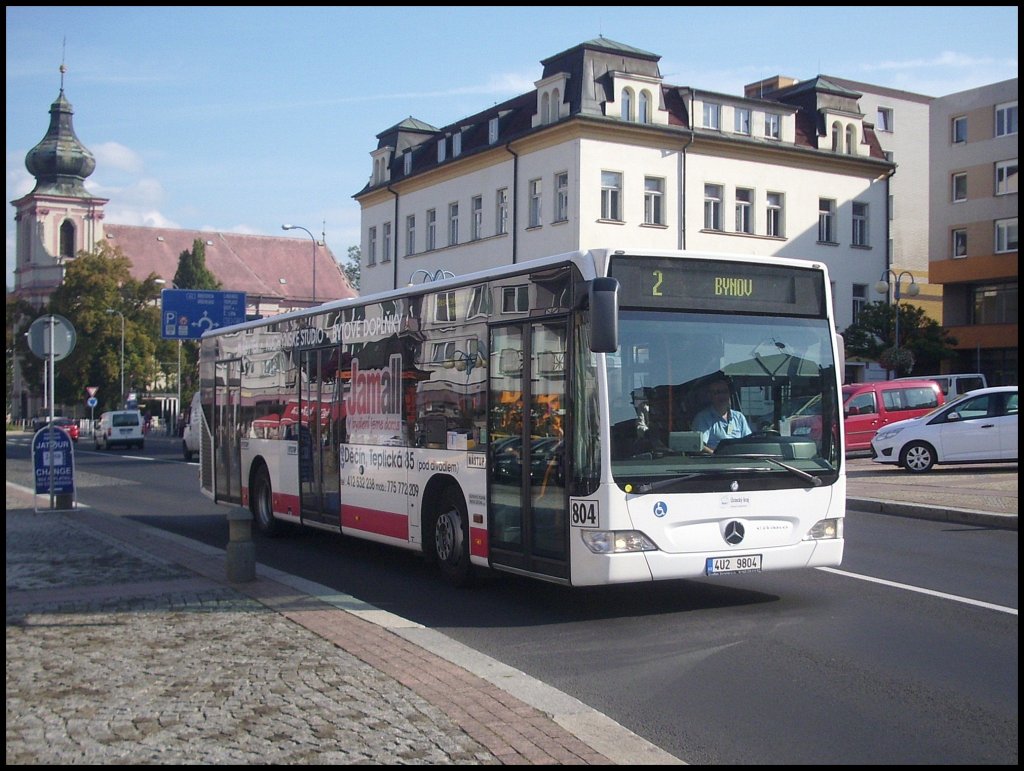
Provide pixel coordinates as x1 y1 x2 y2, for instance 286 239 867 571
954 395 991 420
847 392 876 416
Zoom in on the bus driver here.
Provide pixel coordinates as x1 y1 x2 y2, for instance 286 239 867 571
692 375 751 453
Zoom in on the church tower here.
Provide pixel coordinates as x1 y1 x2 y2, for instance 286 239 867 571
11 64 108 308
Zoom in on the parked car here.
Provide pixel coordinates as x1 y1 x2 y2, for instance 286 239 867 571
789 379 944 452
870 386 1018 473
49 417 80 443
94 409 145 451
895 373 987 399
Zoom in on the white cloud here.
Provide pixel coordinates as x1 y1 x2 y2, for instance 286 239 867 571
91 141 145 174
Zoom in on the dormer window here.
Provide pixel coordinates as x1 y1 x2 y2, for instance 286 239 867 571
404 152 412 175
453 131 462 157
541 92 551 124
638 90 651 124
765 113 781 140
437 138 446 163
551 88 560 121
831 121 843 153
621 88 634 122
703 102 721 130
845 124 856 155
489 117 499 144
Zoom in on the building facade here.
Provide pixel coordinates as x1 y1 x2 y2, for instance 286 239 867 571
928 79 1018 384
354 39 897 383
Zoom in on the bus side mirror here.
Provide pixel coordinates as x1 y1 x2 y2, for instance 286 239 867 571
589 277 619 353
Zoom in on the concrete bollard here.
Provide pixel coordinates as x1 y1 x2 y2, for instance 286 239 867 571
226 509 256 583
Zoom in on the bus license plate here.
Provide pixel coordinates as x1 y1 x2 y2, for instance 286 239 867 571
706 554 762 575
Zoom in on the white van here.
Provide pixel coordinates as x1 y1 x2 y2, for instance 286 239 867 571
94 409 145 450
182 393 202 461
897 373 987 399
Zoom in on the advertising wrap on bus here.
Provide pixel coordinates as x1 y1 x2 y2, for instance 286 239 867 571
198 248 844 588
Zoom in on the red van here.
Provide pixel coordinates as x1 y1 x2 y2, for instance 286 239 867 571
789 379 944 452
842 380 944 451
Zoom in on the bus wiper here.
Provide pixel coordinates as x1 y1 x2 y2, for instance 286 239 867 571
635 473 701 494
723 454 823 487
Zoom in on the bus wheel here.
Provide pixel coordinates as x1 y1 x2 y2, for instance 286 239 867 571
251 464 281 536
434 489 472 587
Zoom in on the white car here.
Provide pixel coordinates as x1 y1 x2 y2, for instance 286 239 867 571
870 386 1017 473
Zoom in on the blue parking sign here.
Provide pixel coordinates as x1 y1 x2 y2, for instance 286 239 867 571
161 289 247 339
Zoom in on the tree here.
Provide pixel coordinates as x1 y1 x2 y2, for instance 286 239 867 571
7 291 37 418
842 301 957 377
172 239 222 403
342 245 361 291
17 242 167 412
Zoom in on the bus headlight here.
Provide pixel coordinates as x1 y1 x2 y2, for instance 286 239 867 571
581 530 658 554
805 518 843 540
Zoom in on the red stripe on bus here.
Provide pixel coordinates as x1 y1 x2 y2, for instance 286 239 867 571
341 504 409 540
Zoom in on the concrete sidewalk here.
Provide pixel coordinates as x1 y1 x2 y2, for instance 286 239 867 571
5 481 681 766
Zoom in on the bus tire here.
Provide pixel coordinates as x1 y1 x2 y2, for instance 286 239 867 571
434 489 473 587
251 463 281 536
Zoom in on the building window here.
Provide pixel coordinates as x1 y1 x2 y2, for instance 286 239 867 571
883 150 894 163
554 172 569 222
437 139 446 163
766 192 784 237
59 220 75 257
426 209 437 250
551 88 560 121
496 188 508 235
620 88 633 121
995 101 1018 137
403 152 413 175
845 125 856 154
953 228 967 258
735 108 751 135
453 131 462 157
852 202 869 246
952 173 968 202
468 284 491 318
703 102 721 130
995 217 1018 253
502 285 529 314
764 113 781 140
448 202 459 246
528 178 542 228
852 284 867 323
381 222 391 263
704 184 723 230
877 107 893 132
952 116 967 144
831 121 843 152
638 90 651 124
972 283 1018 325
644 177 664 225
601 171 622 221
489 117 499 144
995 159 1018 195
818 198 836 243
367 226 377 266
471 195 483 240
434 291 457 323
735 187 753 233
405 215 416 256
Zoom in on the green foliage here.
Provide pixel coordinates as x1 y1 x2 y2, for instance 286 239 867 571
842 301 957 375
173 239 221 290
343 245 361 291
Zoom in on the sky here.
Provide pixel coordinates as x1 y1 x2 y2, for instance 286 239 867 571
6 6 1019 289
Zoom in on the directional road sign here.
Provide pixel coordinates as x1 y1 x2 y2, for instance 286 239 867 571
161 289 247 340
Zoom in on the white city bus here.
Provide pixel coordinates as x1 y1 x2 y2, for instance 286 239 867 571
197 248 845 586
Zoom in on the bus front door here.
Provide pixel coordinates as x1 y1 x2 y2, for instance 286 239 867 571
298 346 341 526
488 321 568 581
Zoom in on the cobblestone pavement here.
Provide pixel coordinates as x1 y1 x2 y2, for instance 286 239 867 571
5 483 678 766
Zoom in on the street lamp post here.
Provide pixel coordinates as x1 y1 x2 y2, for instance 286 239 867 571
105 308 125 406
875 269 919 375
281 224 317 304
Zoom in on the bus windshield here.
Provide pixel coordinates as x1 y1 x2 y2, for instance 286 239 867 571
606 310 841 490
